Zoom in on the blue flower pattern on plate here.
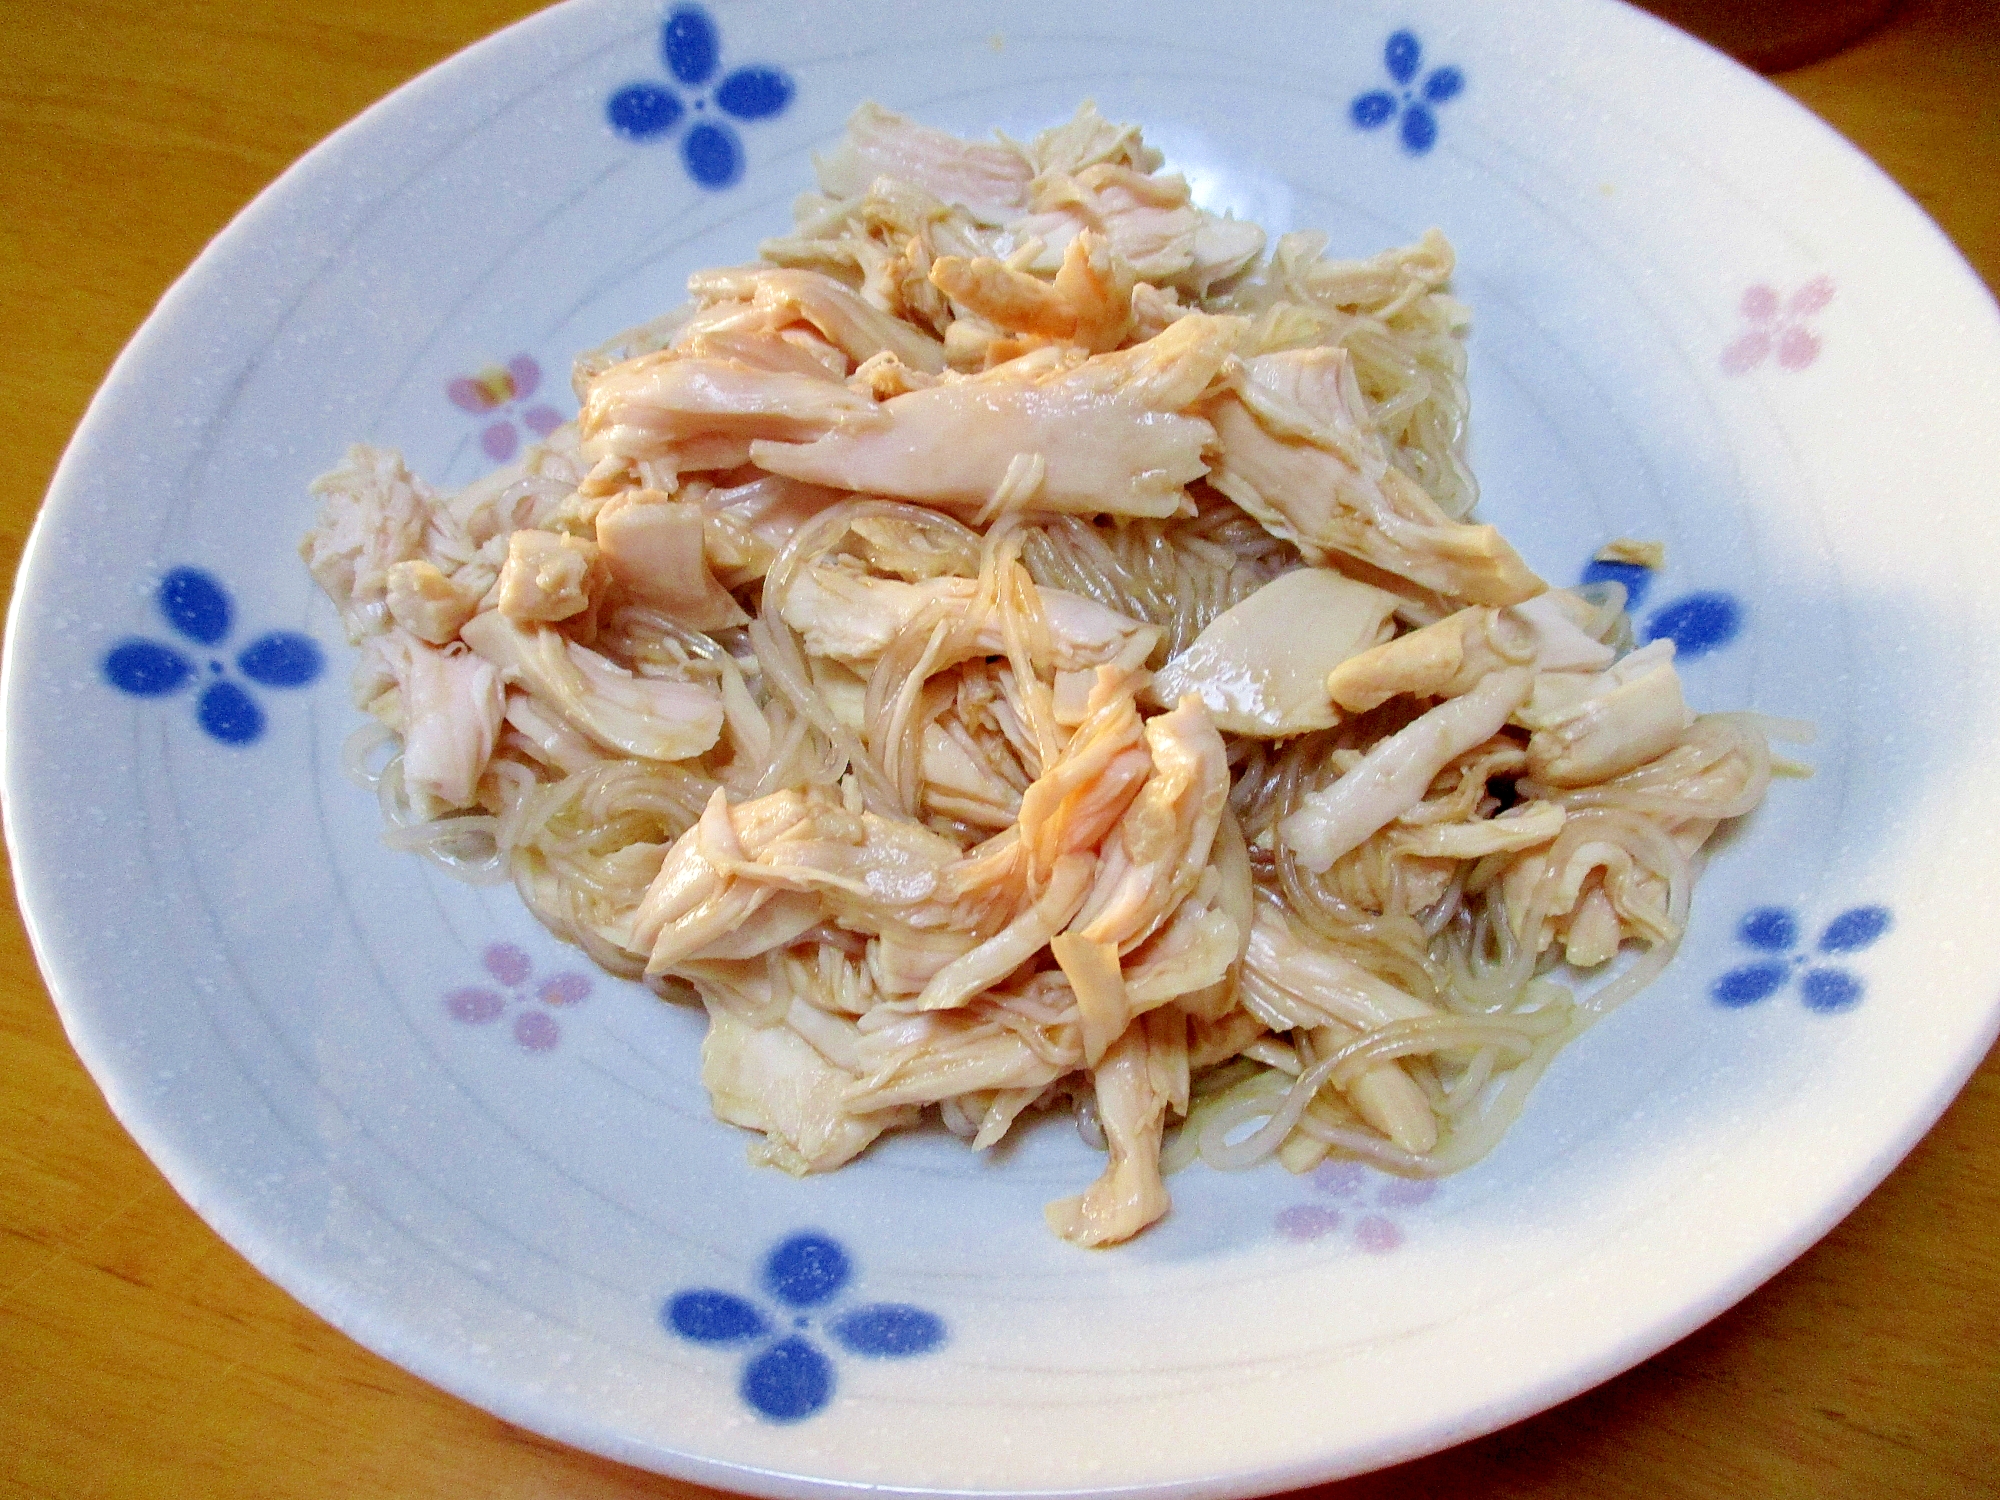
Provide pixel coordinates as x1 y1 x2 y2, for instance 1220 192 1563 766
663 1231 945 1422
1580 558 1744 660
1713 904 1890 1012
607 4 795 189
102 568 323 746
1351 30 1464 155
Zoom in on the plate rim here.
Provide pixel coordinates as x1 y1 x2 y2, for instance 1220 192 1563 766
7 0 2000 1493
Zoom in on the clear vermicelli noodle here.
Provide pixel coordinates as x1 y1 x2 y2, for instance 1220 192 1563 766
301 102 1797 1246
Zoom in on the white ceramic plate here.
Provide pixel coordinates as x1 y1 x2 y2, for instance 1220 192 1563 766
9 0 2000 1492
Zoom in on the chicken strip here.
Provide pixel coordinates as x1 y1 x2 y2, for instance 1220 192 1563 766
594 491 749 631
929 230 1134 353
1207 347 1541 605
580 353 886 472
364 628 504 810
1280 666 1534 872
1151 568 1401 735
459 611 724 764
813 102 1035 224
685 264 949 374
1326 591 1613 715
1044 1019 1171 1247
748 314 1242 517
779 564 1158 671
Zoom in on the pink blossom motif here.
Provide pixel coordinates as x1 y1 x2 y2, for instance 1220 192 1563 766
443 941 593 1053
1274 1160 1439 1253
1721 277 1834 375
446 354 566 462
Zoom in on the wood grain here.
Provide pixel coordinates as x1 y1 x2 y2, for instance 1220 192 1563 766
3 1 1996 1495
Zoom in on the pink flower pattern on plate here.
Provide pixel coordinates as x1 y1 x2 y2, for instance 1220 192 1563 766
446 354 565 462
1274 1160 1439 1252
444 941 592 1052
1721 277 1834 374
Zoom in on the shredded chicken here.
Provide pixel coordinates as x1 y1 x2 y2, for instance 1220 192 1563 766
301 101 1788 1249
779 565 1158 670
749 313 1238 516
1152 568 1400 735
594 492 748 631
580 354 884 478
363 629 505 810
460 612 724 763
812 102 1036 224
1206 347 1542 605
1325 590 1613 714
1281 667 1536 872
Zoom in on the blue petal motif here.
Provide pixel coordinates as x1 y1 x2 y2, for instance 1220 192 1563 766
1819 906 1890 954
662 4 720 86
763 1232 850 1308
1400 105 1439 155
197 680 265 745
666 1289 771 1344
662 1232 946 1424
1354 32 1463 157
1808 968 1864 1016
608 83 684 140
1385 29 1421 84
104 640 193 697
1645 592 1742 659
829 1304 946 1358
1800 967 1863 1013
1350 91 1396 130
1424 66 1466 104
160 568 232 646
1713 961 1789 1007
681 121 743 189
237 632 324 689
1717 901 1889 1014
740 1336 834 1422
1580 558 1655 611
1738 906 1799 952
716 66 793 120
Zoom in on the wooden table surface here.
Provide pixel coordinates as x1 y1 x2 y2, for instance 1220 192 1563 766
4 1 1997 1495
